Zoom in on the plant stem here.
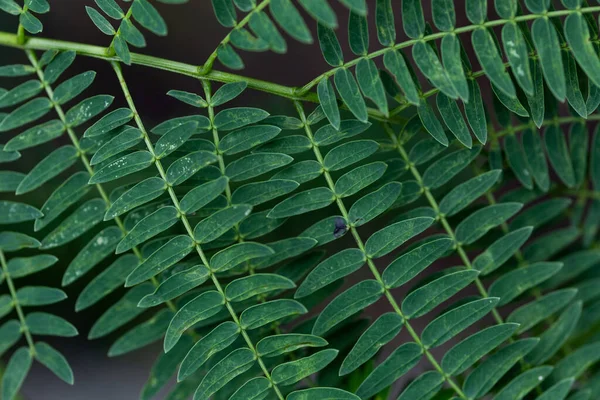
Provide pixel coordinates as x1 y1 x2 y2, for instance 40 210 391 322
200 0 272 75
0 249 36 355
295 101 467 400
112 62 285 400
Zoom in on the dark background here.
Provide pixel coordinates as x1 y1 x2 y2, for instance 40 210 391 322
0 1 491 399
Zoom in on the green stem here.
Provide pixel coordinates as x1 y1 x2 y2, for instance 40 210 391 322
295 101 467 400
112 62 285 400
384 124 505 325
297 6 600 95
201 0 272 75
24 49 181 318
0 249 36 355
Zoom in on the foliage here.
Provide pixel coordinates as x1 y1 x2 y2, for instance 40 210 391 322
1 0 600 399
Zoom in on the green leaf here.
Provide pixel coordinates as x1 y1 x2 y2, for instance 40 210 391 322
532 18 566 100
504 133 533 189
525 301 582 365
20 11 43 34
232 179 299 206
230 377 271 400
401 0 424 38
2 347 32 400
0 171 24 192
402 270 479 318
439 170 501 216
565 13 600 89
211 0 236 27
86 6 115 35
0 97 52 132
313 119 371 146
217 43 243 70
241 299 307 330
167 90 207 107
43 51 76 84
214 107 268 131
210 242 273 273
116 206 179 254
356 58 388 116
545 125 576 188
89 151 154 184
126 235 194 286
62 226 121 286
7 254 57 278
270 0 312 44
340 313 403 375
268 187 334 218
422 146 481 189
132 0 167 35
254 135 311 155
0 201 42 224
300 215 346 245
272 349 338 386
180 176 228 214
312 280 383 336
25 312 78 337
522 128 550 191
210 82 247 107
464 79 487 144
317 23 343 66
165 291 224 352
356 342 422 399
502 23 533 95
178 321 239 381
348 182 401 226
95 0 124 19
0 80 43 108
226 273 295 302
473 226 533 275
442 34 469 101
288 388 359 400
382 237 453 289
508 288 577 334
225 152 293 181
317 78 340 130
537 379 574 400
84 108 134 137
0 232 40 252
219 125 281 155
193 204 251 244
365 217 434 258
0 321 21 357
570 122 588 187
52 71 96 105
296 249 364 299
65 94 114 127
442 323 518 376
422 297 499 348
193 348 255 400
472 28 515 97
432 0 455 31
76 254 138 311
334 162 387 198
496 366 554 400
436 94 472 148
105 177 166 220
455 203 522 245
0 64 33 77
272 160 322 184
323 140 378 171
154 121 197 158
108 309 173 356
463 338 540 398
298 0 337 29
510 198 572 230
413 41 458 99
383 50 420 105
4 120 64 152
0 0 21 15
257 333 327 358
139 265 210 308
167 151 218 186
16 286 66 306
397 371 444 400
15 145 77 195
152 115 210 135
40 198 105 249
334 68 368 122
548 341 600 384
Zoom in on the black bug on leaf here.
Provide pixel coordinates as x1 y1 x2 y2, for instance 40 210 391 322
333 217 348 238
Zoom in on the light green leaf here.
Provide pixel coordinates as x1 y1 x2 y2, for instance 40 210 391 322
257 334 327 358
230 377 271 400
193 204 251 244
20 11 43 34
288 388 359 400
211 242 273 273
84 107 134 137
340 313 403 375
95 0 124 19
365 217 434 258
4 120 64 152
165 291 224 352
472 28 515 97
270 0 312 44
2 347 32 400
442 34 469 101
25 312 78 337
312 280 383 336
0 201 42 224
65 94 113 127
0 80 43 109
166 151 218 186
16 286 66 306
126 235 194 286
154 121 198 159
455 202 522 245
117 206 179 253
356 342 422 399
383 50 420 105
241 299 307 330
0 0 21 15
53 71 96 105
226 273 295 302
0 97 52 132
356 58 387 116
272 349 338 386
502 23 533 95
317 78 340 130
422 297 499 348
105 177 166 220
6 254 56 278
89 151 154 184
0 321 21 357
334 68 368 122
298 0 337 29
167 90 207 107
16 145 78 195
214 107 268 131
413 41 457 99
86 6 115 35
132 0 167 35
0 232 40 252
178 321 239 381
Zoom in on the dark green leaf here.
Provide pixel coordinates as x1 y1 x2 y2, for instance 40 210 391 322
366 217 434 258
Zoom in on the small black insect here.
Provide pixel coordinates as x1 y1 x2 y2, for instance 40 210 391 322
333 217 348 238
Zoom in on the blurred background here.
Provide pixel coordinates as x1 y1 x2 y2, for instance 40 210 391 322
0 1 492 399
